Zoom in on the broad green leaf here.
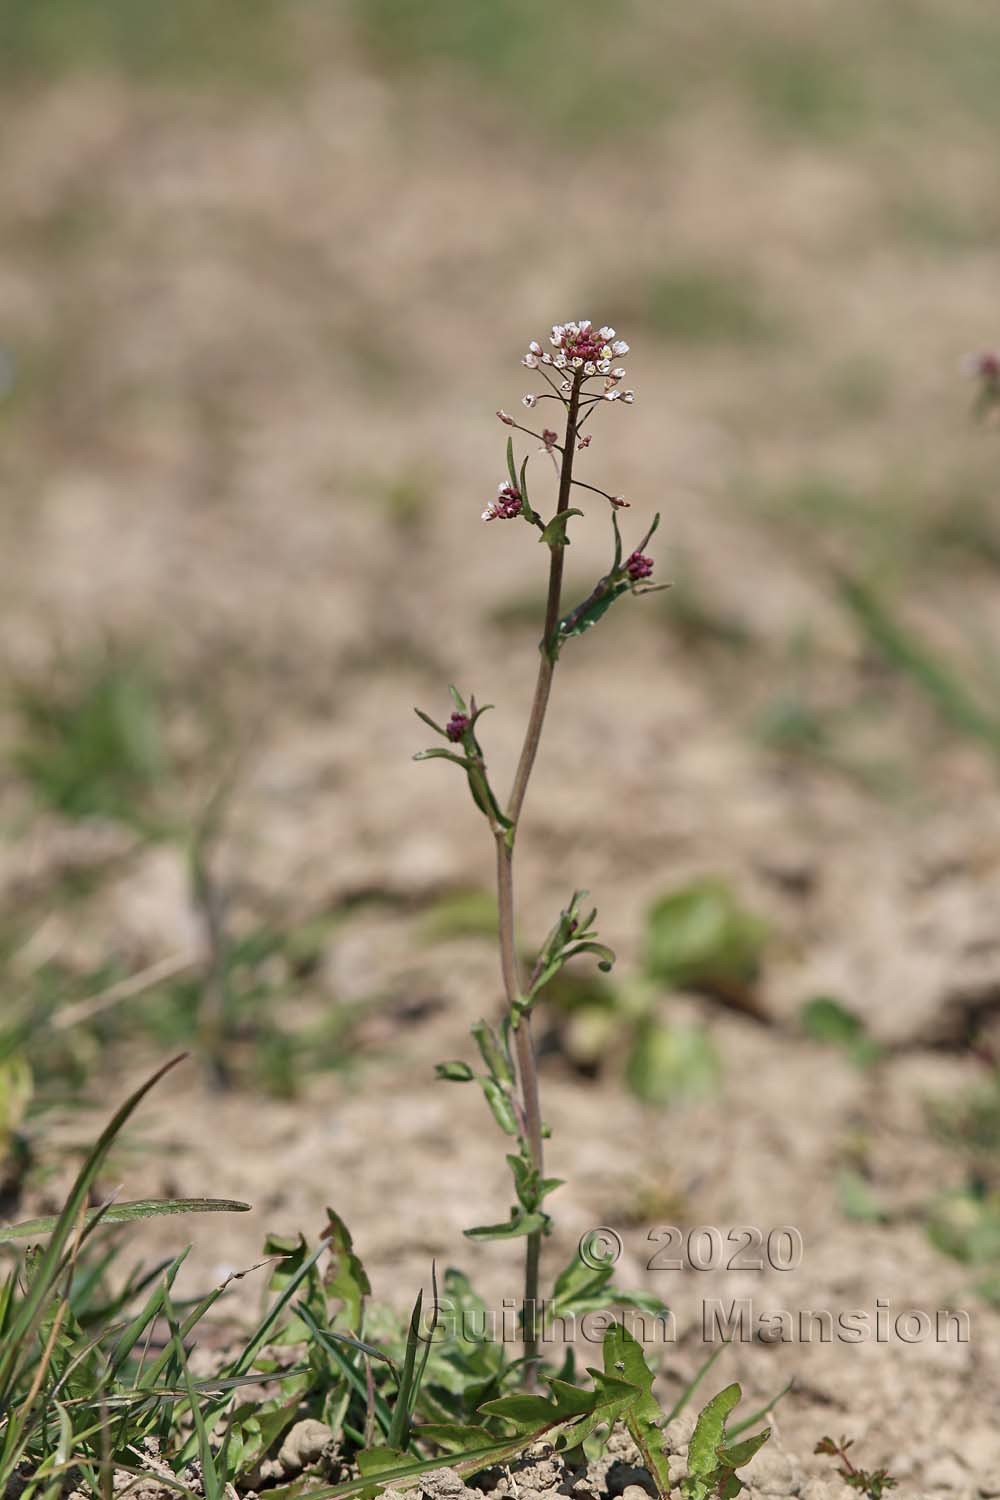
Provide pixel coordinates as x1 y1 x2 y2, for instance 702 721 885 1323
323 1207 372 1332
644 879 767 996
600 1324 672 1498
625 1018 720 1106
687 1382 741 1477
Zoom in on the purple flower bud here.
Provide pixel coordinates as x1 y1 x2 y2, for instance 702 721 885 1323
626 551 654 581
541 428 559 452
482 482 523 522
963 350 1000 382
446 712 470 742
496 409 516 425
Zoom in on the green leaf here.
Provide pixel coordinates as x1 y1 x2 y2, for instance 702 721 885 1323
717 1429 771 1469
644 878 767 997
435 1061 475 1083
411 1424 493 1454
0 1053 187 1403
413 748 474 768
625 1018 720 1106
413 707 447 737
464 1209 547 1241
322 1207 372 1332
557 580 629 645
0 1198 250 1243
800 997 881 1068
261 1373 634 1500
687 1383 741 1476
506 436 519 494
471 1019 513 1085
539 509 584 548
599 1324 672 1498
479 1078 519 1136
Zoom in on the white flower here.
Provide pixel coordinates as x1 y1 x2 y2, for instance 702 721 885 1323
523 353 539 369
554 353 567 368
528 340 543 355
612 340 629 356
584 362 596 375
622 390 635 403
522 393 538 408
560 379 573 393
541 352 553 364
578 319 592 332
612 367 626 380
571 357 583 369
599 344 613 360
604 389 621 401
599 326 616 340
597 360 611 375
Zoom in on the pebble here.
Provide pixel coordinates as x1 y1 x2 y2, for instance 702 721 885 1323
277 1419 332 1474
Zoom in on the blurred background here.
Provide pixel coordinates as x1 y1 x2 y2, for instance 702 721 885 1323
2 2 1000 1482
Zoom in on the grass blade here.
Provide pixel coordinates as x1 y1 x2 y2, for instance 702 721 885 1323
0 1200 250 1244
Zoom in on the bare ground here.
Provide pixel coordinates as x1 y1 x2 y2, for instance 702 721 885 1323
3 23 1000 1497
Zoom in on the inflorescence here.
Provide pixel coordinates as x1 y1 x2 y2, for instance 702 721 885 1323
522 321 634 404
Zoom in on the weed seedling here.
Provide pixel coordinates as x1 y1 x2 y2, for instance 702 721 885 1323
815 1435 898 1498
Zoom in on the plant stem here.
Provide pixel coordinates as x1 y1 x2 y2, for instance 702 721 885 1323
494 379 581 1383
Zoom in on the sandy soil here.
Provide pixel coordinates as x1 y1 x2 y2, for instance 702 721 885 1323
3 25 1000 1499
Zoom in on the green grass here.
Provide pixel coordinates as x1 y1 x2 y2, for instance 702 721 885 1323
14 655 167 831
0 1063 776 1499
0 0 314 86
639 266 780 347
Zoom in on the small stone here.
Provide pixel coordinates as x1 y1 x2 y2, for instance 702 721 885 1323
621 1484 654 1500
419 1468 479 1500
278 1419 332 1474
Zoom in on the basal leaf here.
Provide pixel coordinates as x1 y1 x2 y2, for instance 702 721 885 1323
687 1382 741 1477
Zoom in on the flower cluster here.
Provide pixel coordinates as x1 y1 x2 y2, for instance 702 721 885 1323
482 481 523 523
962 350 1000 384
522 321 634 403
625 551 654 582
446 712 470 742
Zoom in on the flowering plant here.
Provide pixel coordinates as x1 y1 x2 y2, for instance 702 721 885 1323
416 321 666 1375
